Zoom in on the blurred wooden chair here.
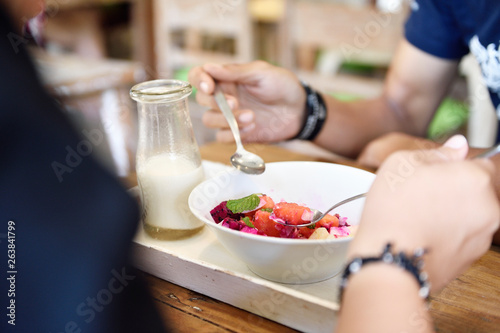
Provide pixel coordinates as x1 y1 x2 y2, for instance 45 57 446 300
43 0 156 77
32 49 146 181
153 0 254 78
279 0 407 97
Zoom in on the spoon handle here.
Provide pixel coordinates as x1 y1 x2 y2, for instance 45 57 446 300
214 87 244 151
313 193 367 223
473 143 500 159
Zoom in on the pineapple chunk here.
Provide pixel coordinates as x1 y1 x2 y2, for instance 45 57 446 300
309 227 330 240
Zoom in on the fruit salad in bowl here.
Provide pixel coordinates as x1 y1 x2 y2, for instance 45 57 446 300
188 161 375 284
210 193 355 240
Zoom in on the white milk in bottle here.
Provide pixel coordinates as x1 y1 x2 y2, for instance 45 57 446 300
137 154 204 237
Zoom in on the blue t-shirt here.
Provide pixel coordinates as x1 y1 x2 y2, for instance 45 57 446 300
405 0 500 141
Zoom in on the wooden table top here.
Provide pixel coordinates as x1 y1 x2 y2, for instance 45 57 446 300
141 141 500 333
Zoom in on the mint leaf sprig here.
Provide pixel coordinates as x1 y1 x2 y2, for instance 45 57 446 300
227 194 261 213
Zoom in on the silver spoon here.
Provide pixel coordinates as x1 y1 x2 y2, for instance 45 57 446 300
214 86 265 175
274 142 500 228
473 143 500 159
272 193 367 228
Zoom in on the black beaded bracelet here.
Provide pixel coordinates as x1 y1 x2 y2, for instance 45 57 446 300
338 243 430 303
293 82 327 141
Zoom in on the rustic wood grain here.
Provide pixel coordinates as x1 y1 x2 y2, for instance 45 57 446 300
200 142 317 165
200 141 376 173
141 272 299 333
429 246 500 333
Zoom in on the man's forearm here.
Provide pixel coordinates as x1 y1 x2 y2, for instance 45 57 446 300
311 40 459 159
313 94 425 158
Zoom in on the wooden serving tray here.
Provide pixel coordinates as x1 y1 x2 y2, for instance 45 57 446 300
131 161 341 333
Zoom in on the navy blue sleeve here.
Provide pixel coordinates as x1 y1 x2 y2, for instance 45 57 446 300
405 0 469 59
0 6 169 333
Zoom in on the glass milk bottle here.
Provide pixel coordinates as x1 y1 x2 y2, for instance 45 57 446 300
130 80 205 240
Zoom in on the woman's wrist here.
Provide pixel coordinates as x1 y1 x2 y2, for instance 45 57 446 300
341 243 430 302
343 262 422 298
337 263 433 333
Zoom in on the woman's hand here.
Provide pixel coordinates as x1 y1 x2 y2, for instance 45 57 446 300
350 135 500 291
188 61 306 143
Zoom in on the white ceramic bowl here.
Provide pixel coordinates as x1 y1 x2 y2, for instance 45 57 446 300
188 161 375 284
